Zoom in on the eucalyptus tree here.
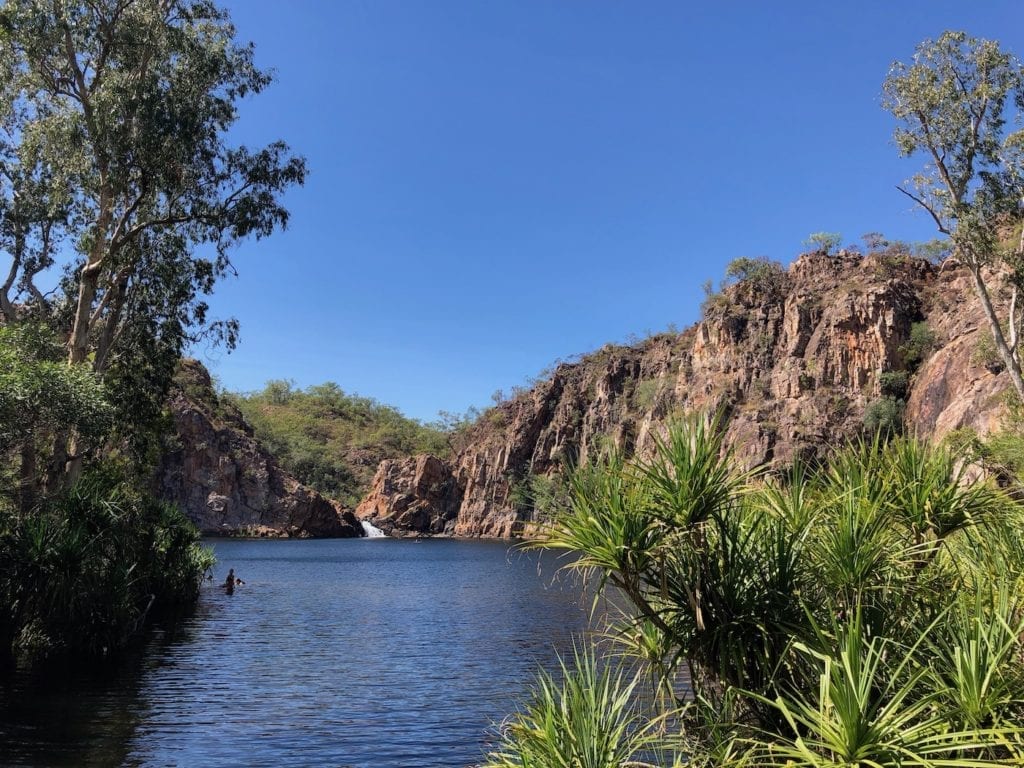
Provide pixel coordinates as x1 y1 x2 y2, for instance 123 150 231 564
883 31 1024 397
0 0 306 490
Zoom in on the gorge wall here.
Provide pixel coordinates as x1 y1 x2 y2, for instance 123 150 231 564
158 360 363 538
356 250 1010 537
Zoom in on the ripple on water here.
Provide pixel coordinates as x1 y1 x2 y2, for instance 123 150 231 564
0 538 598 768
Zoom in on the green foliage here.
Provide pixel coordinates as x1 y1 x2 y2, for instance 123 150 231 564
485 407 508 428
435 407 482 454
702 258 788 320
0 0 297 663
913 238 953 263
877 370 909 399
982 431 1024 479
900 321 937 368
482 646 668 768
804 232 842 254
0 465 213 658
883 31 1024 399
0 322 112 458
509 470 571 523
862 232 890 251
0 0 306 490
973 330 1005 372
863 396 905 437
229 380 448 505
944 420 1024 484
632 378 661 411
499 421 1024 766
743 610 1022 767
700 278 729 318
723 256 788 296
0 0 306 357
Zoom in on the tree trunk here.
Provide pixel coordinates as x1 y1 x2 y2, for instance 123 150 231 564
969 264 1024 401
67 184 111 365
18 443 37 515
67 260 102 365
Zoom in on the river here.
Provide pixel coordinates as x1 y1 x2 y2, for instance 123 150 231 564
0 537 600 768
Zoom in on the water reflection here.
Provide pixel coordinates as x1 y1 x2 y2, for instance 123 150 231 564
1 539 597 768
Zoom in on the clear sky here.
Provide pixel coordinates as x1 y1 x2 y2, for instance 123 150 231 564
201 0 1023 423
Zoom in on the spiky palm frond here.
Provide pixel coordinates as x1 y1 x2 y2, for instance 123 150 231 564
482 646 670 768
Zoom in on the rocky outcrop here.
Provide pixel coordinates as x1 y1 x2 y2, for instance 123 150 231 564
355 455 460 536
356 250 1011 538
158 360 363 538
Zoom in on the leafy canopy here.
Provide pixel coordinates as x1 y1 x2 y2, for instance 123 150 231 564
883 31 1024 398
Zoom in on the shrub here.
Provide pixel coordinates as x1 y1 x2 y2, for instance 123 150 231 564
862 232 889 250
0 466 213 659
899 321 937 368
495 419 1024 767
972 330 1005 372
985 431 1024 479
878 370 909 399
913 238 953 263
804 231 842 254
632 379 660 410
723 256 788 296
485 408 507 428
863 396 905 437
511 471 571 523
482 647 664 768
700 279 729 318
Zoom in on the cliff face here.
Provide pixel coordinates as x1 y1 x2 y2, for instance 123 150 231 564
357 251 1010 538
158 360 363 538
354 455 460 536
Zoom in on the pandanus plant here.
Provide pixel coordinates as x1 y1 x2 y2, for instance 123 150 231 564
482 415 1024 767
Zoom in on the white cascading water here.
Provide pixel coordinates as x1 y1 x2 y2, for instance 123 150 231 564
360 520 387 538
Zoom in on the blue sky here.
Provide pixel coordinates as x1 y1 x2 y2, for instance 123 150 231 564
202 0 1023 423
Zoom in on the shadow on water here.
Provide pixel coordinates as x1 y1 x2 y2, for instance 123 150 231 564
0 539 601 768
0 613 203 768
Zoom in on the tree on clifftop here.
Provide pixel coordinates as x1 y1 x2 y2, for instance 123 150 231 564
0 0 306 493
883 31 1024 398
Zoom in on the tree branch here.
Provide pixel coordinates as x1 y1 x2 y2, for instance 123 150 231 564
1010 284 1019 365
0 255 19 321
914 109 961 205
896 185 951 235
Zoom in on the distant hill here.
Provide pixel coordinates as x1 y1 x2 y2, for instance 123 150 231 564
158 360 363 538
226 381 448 506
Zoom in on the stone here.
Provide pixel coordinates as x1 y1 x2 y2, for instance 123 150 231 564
355 251 1011 538
356 455 460 536
157 360 363 538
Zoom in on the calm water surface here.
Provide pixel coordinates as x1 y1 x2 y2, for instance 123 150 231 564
0 538 599 768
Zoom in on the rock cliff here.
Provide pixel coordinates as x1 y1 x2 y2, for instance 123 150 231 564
356 251 1010 538
158 360 363 538
354 454 460 536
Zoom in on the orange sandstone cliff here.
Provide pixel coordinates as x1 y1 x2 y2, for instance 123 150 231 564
356 251 1010 537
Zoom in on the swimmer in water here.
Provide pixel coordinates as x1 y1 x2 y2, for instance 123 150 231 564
224 568 244 593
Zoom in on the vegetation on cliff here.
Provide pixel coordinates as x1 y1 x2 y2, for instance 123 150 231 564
485 416 1024 767
0 0 301 658
883 31 1024 400
227 380 448 506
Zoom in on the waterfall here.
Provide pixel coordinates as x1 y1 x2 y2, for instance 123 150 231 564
360 520 387 538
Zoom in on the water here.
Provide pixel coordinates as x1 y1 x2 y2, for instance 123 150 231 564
361 520 386 538
0 538 599 768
